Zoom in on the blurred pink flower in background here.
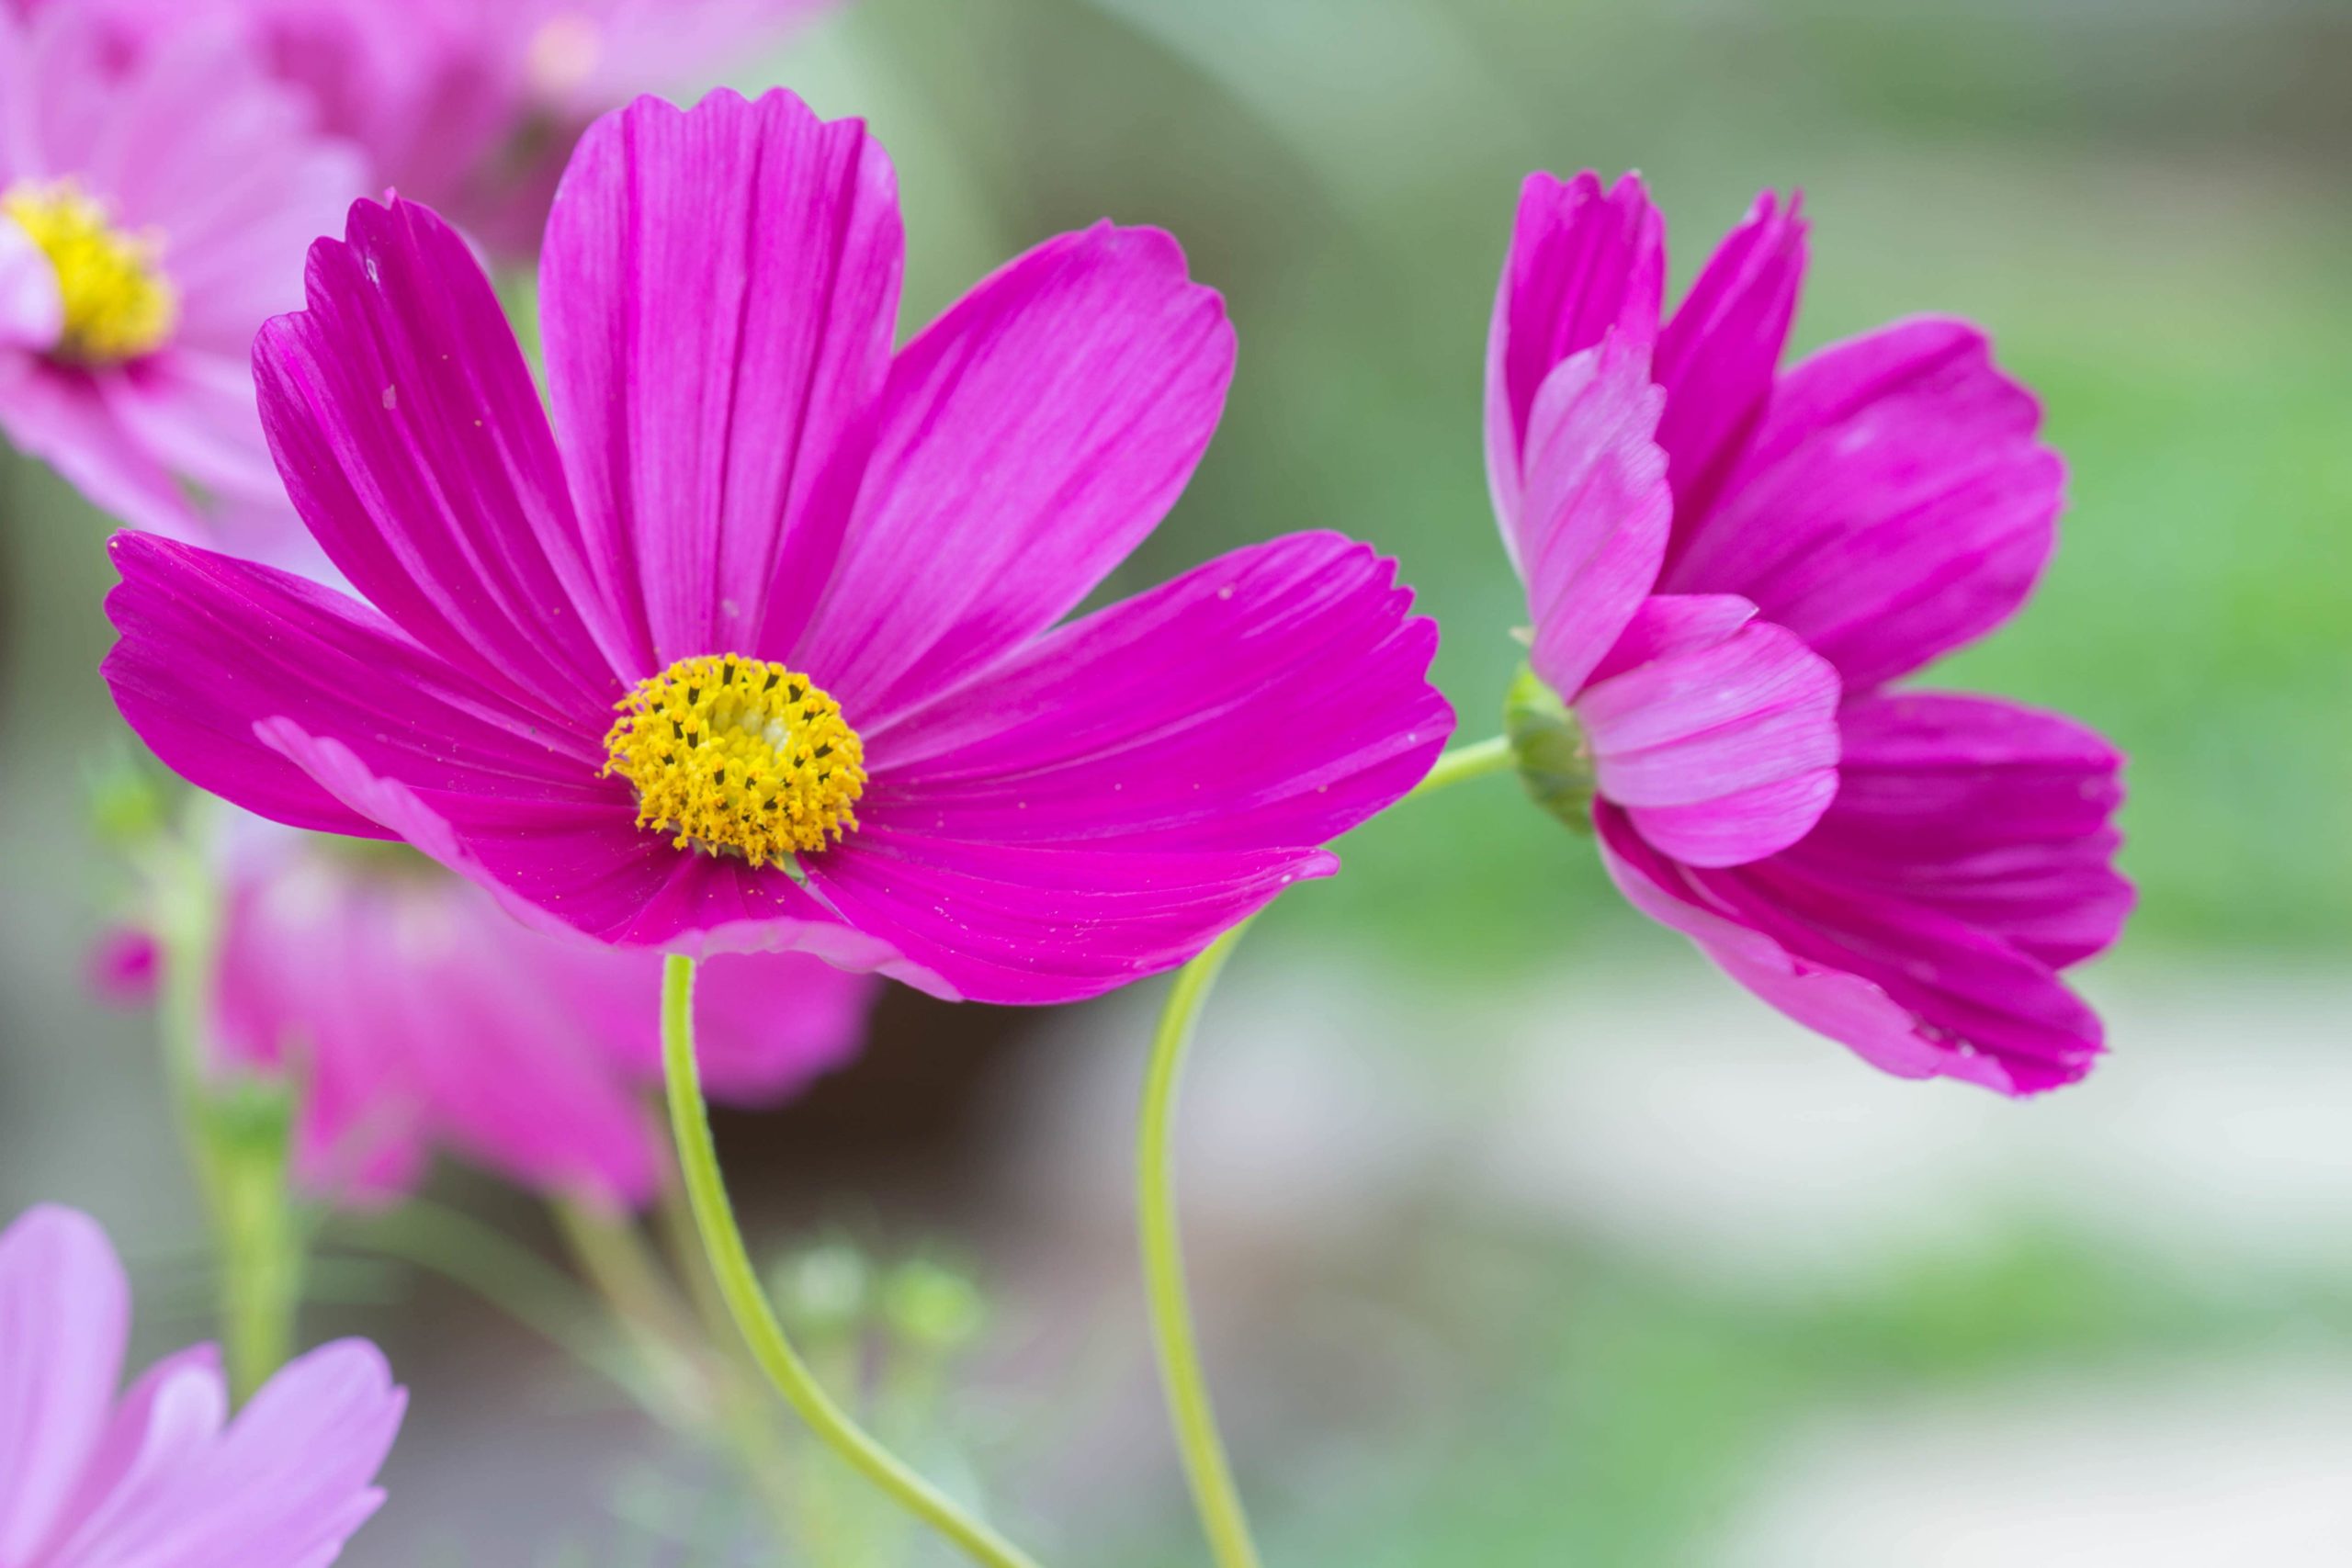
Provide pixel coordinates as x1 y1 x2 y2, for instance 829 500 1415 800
1487 171 2132 1095
103 818 879 1207
0 1203 403 1567
37 0 841 257
103 88 1452 1003
0 3 362 538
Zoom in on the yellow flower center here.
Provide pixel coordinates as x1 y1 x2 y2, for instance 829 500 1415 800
602 655 867 866
2 180 177 365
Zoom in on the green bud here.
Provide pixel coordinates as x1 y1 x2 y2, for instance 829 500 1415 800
1503 665 1597 830
882 1257 987 1352
85 750 168 849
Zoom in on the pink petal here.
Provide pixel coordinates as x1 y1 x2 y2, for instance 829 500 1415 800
1576 596 1840 865
43 1347 229 1563
97 349 281 504
1661 316 2064 690
102 531 607 840
254 197 627 723
1484 169 1663 548
813 831 1335 1005
789 221 1236 728
0 1206 130 1563
808 532 1450 1004
1597 803 2106 1097
0 212 62 350
688 951 880 1104
67 1339 403 1568
0 362 206 537
865 533 1449 851
1781 690 2132 968
541 88 903 674
1653 188 1806 527
253 718 942 991
1515 333 1671 699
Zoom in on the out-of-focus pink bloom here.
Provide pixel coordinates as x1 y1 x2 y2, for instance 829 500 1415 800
0 4 362 538
103 89 1453 1003
40 0 838 257
203 818 879 1207
1487 172 2132 1094
0 1203 403 1567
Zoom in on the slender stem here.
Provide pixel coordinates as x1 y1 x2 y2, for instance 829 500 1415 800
1136 732 1511 1565
661 954 1046 1568
554 1195 809 1551
1136 922 1261 1568
1408 733 1514 798
148 801 303 1402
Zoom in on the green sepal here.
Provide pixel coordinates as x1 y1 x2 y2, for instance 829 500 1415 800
1503 664 1597 832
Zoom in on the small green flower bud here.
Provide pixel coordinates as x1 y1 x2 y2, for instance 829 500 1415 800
882 1258 987 1353
1503 665 1597 830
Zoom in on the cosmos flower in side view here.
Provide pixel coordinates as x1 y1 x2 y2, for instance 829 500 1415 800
0 1204 404 1568
104 88 1452 1004
100 817 880 1207
1487 171 2132 1094
0 4 363 539
27 0 840 258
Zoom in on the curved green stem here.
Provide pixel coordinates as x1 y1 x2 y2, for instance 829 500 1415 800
660 955 1046 1568
1137 922 1261 1568
1137 733 1511 1566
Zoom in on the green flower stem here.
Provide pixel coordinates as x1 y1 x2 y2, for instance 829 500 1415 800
149 804 302 1403
660 954 1046 1568
1408 732 1515 798
553 1196 808 1552
1137 733 1513 1568
1136 921 1260 1568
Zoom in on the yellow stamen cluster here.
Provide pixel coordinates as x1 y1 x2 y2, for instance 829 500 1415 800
602 655 866 866
2 180 177 365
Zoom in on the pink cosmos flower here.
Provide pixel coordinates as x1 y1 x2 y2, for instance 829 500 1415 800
0 1203 403 1567
0 3 362 539
104 89 1452 1005
1487 171 2132 1094
36 0 837 258
99 817 879 1206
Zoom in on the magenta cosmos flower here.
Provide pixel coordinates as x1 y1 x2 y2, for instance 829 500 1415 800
104 89 1451 1004
101 817 878 1206
35 0 837 257
1487 172 2132 1094
0 3 362 539
0 1204 403 1567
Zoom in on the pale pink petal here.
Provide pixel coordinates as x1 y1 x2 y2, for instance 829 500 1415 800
1484 169 1663 549
1653 189 1806 527
0 1206 130 1563
1661 316 2064 690
1575 597 1840 865
541 88 903 676
1513 333 1670 699
0 212 62 350
43 1348 229 1564
0 362 205 536
60 1340 403 1568
789 221 1235 728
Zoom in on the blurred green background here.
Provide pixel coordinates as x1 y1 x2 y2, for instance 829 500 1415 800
5 1 2350 1563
